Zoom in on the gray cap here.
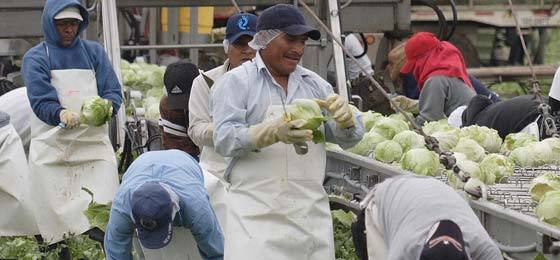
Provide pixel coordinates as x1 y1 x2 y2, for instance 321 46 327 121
0 111 10 128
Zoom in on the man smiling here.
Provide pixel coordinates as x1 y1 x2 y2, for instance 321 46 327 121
210 4 364 260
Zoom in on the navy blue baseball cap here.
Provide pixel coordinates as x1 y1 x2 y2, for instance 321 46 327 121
257 4 321 40
131 182 175 249
226 13 257 43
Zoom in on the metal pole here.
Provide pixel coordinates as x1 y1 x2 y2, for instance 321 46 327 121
189 7 199 65
149 8 157 64
326 0 348 100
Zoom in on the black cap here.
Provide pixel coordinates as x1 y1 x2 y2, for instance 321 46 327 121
163 61 199 110
420 220 469 260
257 4 321 40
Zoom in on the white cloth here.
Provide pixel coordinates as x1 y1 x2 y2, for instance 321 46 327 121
447 105 467 128
372 175 502 260
344 34 374 80
133 228 203 260
549 66 560 101
28 58 119 243
0 87 32 152
188 61 230 231
0 123 39 235
520 115 541 140
365 203 389 260
224 104 335 260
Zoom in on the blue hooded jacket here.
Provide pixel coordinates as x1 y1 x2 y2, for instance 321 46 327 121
22 0 122 126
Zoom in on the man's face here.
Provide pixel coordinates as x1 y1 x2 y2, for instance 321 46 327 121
261 33 307 77
55 19 80 47
228 35 256 69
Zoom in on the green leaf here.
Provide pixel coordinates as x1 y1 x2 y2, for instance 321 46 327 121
82 187 112 232
312 130 325 144
534 252 548 260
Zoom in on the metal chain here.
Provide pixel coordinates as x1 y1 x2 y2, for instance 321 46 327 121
296 1 464 179
507 0 559 137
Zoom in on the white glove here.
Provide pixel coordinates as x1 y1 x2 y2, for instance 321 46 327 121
59 109 80 129
249 118 313 149
317 94 355 129
391 95 419 113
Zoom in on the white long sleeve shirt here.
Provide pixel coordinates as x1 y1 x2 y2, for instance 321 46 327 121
211 53 365 179
188 60 230 179
344 33 374 80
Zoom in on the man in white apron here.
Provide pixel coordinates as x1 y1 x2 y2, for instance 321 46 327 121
188 12 258 232
104 150 224 260
354 175 502 260
0 111 39 236
210 5 365 260
21 0 122 245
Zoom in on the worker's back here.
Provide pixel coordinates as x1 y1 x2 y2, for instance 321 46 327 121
374 175 502 260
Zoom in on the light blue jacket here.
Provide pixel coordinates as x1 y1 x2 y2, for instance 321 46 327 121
210 52 365 178
104 150 224 260
22 0 122 126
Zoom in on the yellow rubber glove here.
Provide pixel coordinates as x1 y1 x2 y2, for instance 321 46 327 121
249 118 313 149
316 94 355 129
391 95 419 113
59 109 80 129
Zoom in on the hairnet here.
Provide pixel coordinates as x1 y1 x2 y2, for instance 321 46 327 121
223 39 230 53
248 29 282 51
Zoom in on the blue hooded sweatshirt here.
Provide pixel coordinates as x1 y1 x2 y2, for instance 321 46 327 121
22 0 122 126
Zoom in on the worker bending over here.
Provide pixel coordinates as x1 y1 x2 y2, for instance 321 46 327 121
355 175 502 260
104 150 223 260
211 4 364 259
188 13 258 231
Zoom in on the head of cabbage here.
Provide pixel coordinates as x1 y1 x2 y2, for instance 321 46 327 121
541 138 560 164
400 148 442 176
500 132 537 154
422 119 457 135
455 156 495 185
509 141 553 167
371 117 409 140
479 153 514 183
431 129 460 151
80 96 113 127
288 99 327 143
535 190 560 227
346 130 386 156
460 125 502 153
529 172 560 202
452 138 486 162
361 111 383 131
374 140 403 163
392 130 425 152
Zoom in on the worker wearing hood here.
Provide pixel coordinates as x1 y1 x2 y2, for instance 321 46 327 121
391 32 476 125
22 0 122 245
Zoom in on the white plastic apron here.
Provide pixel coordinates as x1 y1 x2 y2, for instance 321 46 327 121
202 168 228 234
224 104 335 260
133 228 203 260
28 51 119 243
520 115 541 140
0 124 39 236
447 105 467 128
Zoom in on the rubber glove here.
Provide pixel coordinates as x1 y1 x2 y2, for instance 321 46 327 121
59 109 80 129
249 117 313 149
317 94 355 129
391 95 419 113
206 123 214 141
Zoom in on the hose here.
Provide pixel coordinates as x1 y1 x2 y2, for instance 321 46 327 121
445 0 458 40
411 0 448 40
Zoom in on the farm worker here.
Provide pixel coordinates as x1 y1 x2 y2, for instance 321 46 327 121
387 37 560 139
210 4 365 259
390 32 476 125
188 12 257 232
354 175 502 260
21 0 122 244
386 42 500 104
344 33 393 114
104 150 224 260
0 87 32 153
159 61 201 159
0 111 39 236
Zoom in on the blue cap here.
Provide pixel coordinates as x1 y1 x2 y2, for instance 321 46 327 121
226 13 257 43
257 4 320 40
131 182 175 249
